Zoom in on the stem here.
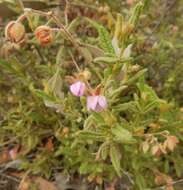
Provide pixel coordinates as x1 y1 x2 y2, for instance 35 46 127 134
50 12 81 51
153 178 183 190
0 173 20 183
18 170 31 189
0 137 17 147
69 51 93 92
64 0 69 26
69 51 81 72
17 14 27 22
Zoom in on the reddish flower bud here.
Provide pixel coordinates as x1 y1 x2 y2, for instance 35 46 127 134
35 25 53 46
5 21 26 43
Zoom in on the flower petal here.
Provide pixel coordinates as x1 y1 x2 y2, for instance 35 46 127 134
87 96 99 111
95 104 103 112
78 82 85 96
98 96 107 109
70 82 80 96
70 81 85 97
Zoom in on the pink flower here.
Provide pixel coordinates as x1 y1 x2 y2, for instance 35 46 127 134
87 95 107 112
70 81 86 97
9 149 17 160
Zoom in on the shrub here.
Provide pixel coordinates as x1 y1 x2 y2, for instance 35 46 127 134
0 0 183 189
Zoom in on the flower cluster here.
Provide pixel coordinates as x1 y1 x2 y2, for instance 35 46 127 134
141 133 179 156
69 80 107 112
4 16 108 113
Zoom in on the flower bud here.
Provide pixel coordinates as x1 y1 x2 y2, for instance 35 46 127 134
127 0 136 6
5 21 26 43
35 25 53 46
130 64 141 73
171 25 178 33
151 144 161 156
103 5 110 13
79 70 91 80
164 136 179 152
70 81 86 97
98 5 110 13
63 127 69 134
98 6 105 13
180 107 183 112
83 70 91 80
87 95 107 112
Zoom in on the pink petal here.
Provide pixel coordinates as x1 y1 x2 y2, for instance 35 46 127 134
70 81 85 97
87 96 99 111
70 82 80 96
95 104 103 112
98 96 107 109
9 149 17 160
78 82 85 96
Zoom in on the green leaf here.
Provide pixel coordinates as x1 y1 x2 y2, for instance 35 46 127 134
92 112 105 125
47 69 64 99
34 90 55 102
135 174 146 189
112 102 136 112
111 124 135 143
81 43 104 57
26 135 39 151
109 85 128 101
0 58 25 78
129 2 143 26
56 46 65 66
110 144 121 177
78 131 105 142
173 155 183 177
125 69 147 85
94 56 132 64
80 47 93 64
0 58 16 73
94 56 119 63
143 100 159 113
137 77 160 103
104 67 112 79
84 115 95 129
101 144 109 160
86 18 114 54
79 162 90 174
